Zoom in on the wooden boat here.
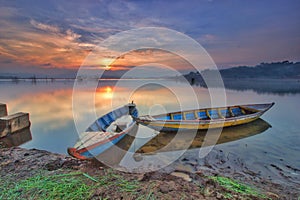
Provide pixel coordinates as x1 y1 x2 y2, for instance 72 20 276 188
136 118 271 154
68 103 138 160
136 103 274 131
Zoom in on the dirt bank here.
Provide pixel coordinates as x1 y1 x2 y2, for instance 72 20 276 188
0 147 297 199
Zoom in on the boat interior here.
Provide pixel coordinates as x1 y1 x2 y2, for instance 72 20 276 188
75 116 134 149
153 106 258 121
106 115 134 133
86 105 137 132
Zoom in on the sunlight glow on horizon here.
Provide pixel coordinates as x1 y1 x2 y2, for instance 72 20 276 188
100 58 114 70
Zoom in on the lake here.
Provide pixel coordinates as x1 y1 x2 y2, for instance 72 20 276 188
0 79 299 190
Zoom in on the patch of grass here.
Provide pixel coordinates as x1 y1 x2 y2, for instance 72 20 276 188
98 170 140 193
136 191 156 200
136 182 157 200
146 191 156 200
0 172 97 200
223 192 233 199
197 182 205 194
209 176 267 198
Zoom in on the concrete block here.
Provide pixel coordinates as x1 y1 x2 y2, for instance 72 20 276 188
0 103 7 117
0 127 32 147
0 112 30 137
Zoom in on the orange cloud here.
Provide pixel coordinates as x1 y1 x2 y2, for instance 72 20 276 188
0 17 94 69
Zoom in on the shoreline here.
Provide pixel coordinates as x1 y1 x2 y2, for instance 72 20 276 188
1 147 297 199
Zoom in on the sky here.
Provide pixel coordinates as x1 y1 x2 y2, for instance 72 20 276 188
0 0 299 77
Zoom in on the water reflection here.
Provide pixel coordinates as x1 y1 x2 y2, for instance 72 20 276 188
185 76 300 95
0 128 32 148
222 79 300 95
136 119 271 153
0 80 205 152
94 124 139 166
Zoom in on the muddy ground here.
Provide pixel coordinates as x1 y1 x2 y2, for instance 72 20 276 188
1 147 299 199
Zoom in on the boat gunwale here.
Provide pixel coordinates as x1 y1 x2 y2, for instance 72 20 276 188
75 121 136 154
68 122 136 160
138 103 274 123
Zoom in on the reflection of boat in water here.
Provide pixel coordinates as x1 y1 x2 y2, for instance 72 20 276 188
68 103 138 160
136 118 271 154
0 127 32 148
136 103 274 131
93 124 138 166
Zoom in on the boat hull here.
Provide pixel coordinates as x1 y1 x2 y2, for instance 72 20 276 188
137 103 274 132
68 122 136 160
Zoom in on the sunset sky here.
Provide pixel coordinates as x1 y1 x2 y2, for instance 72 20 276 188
0 0 299 77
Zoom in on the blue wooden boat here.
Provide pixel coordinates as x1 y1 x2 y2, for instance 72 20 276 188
136 103 274 132
68 103 138 160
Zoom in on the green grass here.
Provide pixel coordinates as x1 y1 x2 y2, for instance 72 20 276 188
99 170 140 193
0 170 141 200
0 172 97 200
209 176 267 198
136 191 156 200
135 182 157 200
223 192 233 199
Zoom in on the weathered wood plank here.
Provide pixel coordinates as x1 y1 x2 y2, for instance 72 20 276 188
0 112 30 137
0 103 7 117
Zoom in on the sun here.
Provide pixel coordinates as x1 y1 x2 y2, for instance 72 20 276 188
103 86 113 99
105 87 112 93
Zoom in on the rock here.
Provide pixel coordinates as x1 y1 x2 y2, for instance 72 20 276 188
168 181 176 189
175 163 194 173
45 159 63 171
136 173 145 181
181 158 189 162
195 170 203 175
140 146 157 153
133 153 143 162
203 186 214 197
171 172 192 182
187 160 198 166
160 181 176 193
216 192 222 199
266 192 280 199
159 184 170 193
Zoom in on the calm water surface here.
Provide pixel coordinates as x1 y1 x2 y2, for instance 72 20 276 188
0 79 299 188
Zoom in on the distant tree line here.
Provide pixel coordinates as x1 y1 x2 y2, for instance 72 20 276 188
186 61 300 80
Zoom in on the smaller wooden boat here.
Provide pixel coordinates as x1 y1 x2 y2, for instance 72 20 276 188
68 103 138 160
136 103 274 131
